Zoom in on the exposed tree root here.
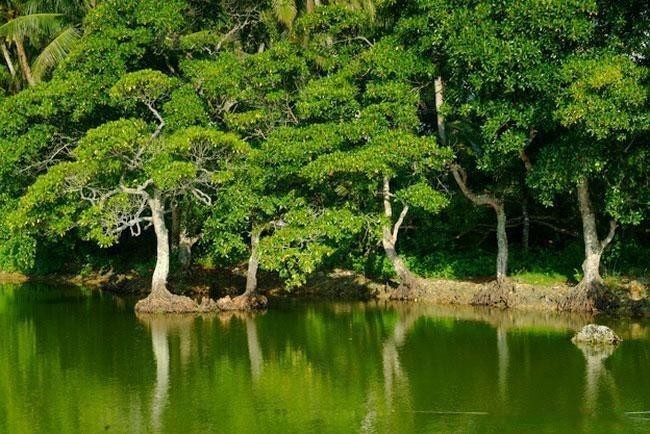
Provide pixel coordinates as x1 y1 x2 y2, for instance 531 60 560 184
471 280 516 308
389 278 424 301
216 293 268 311
134 290 219 313
559 280 618 313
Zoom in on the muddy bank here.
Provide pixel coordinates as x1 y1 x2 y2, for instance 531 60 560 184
385 278 648 317
2 267 647 316
294 270 649 317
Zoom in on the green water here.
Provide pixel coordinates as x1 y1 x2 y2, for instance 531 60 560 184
1 283 649 433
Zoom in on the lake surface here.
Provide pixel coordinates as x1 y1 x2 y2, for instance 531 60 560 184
1 283 649 433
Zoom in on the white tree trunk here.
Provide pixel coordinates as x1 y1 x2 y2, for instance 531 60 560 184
577 178 607 287
149 190 171 296
382 176 418 288
434 76 447 146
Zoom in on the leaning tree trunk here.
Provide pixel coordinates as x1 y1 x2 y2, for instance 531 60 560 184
560 178 617 312
135 190 198 313
13 37 35 87
382 228 419 292
1 42 16 78
382 176 420 299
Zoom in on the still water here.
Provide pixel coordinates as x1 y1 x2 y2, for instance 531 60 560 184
1 283 649 433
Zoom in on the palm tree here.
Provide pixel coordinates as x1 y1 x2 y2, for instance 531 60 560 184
271 0 375 29
0 1 90 88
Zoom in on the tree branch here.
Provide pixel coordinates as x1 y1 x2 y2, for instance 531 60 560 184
450 163 500 209
519 149 533 172
392 205 409 242
144 102 165 139
190 187 212 205
119 179 153 197
600 219 617 250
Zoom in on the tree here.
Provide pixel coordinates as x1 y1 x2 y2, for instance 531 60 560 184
191 10 368 307
394 0 606 298
269 0 376 30
0 0 198 274
13 70 249 312
531 52 648 311
298 38 451 298
0 0 88 88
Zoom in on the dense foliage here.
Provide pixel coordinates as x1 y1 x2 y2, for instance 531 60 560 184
0 0 647 308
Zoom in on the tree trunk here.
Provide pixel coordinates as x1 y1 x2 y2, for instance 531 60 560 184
561 178 617 312
13 37 35 87
135 190 203 313
178 229 197 272
450 165 509 284
495 204 508 284
434 76 447 146
171 204 180 251
382 176 419 297
439 78 509 285
577 178 604 288
1 42 16 78
245 317 263 381
215 223 268 310
149 190 172 296
522 195 530 254
382 232 417 288
245 226 261 295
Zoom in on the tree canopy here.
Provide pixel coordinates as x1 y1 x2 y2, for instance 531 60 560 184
0 0 647 312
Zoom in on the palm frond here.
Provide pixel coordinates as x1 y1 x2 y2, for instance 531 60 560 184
25 0 89 15
31 25 79 82
0 13 63 40
272 0 297 29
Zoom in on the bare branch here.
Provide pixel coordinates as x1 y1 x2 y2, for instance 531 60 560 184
144 102 165 140
119 179 153 197
21 134 75 174
190 187 212 205
332 36 374 47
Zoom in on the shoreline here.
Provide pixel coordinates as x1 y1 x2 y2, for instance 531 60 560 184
1 268 647 317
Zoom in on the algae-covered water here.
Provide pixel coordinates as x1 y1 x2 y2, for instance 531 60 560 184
1 283 649 433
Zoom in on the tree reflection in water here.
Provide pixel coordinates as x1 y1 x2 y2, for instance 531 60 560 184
575 342 619 412
137 314 194 431
497 325 509 403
